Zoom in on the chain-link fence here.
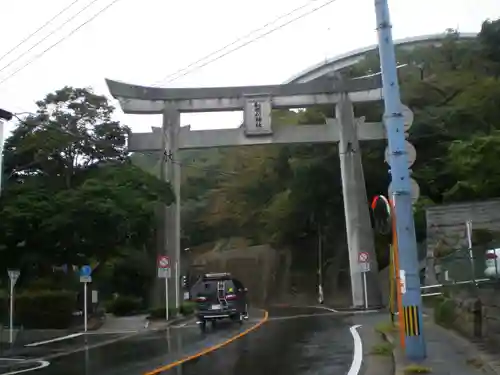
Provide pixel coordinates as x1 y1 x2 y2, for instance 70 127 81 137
422 242 500 299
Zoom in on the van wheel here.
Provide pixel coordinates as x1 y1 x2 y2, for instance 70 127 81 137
231 314 243 325
199 320 207 333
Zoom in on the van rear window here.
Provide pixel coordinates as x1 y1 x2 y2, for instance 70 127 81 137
193 280 235 295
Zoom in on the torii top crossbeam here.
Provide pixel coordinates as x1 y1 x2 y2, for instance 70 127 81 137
105 76 382 114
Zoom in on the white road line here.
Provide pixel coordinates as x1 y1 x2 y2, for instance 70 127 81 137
24 333 83 347
84 330 139 335
0 358 50 375
347 325 363 375
350 309 381 314
310 305 381 314
310 305 339 313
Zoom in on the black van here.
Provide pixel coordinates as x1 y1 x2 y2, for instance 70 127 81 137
192 272 249 332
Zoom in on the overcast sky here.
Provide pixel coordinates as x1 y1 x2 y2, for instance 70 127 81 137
0 0 497 137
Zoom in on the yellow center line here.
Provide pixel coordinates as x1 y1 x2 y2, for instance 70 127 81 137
144 310 269 375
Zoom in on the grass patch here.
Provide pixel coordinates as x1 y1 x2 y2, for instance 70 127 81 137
375 321 397 335
404 364 432 374
466 357 484 368
370 342 393 356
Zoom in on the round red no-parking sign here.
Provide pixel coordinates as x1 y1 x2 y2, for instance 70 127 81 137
358 252 369 263
157 255 170 268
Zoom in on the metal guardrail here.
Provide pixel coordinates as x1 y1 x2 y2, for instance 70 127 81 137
420 278 490 297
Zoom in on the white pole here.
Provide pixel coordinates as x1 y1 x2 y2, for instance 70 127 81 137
165 277 169 321
363 272 368 309
9 279 14 344
0 120 4 196
318 224 323 304
175 262 179 310
84 282 88 333
466 220 476 283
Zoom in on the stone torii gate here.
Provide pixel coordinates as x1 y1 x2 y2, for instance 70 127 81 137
106 75 387 308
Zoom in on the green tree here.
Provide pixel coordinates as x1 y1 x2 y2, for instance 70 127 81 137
0 87 174 290
478 18 500 75
3 86 128 187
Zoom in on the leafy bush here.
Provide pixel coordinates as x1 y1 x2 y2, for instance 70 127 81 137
179 301 197 316
0 290 77 329
148 306 177 320
422 295 443 309
434 297 457 327
147 301 197 320
108 295 143 316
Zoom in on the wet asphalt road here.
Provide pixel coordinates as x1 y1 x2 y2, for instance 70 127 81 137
5 307 357 375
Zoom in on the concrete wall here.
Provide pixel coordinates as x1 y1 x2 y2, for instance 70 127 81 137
443 286 500 348
426 199 500 252
191 245 281 306
425 199 500 284
189 240 355 307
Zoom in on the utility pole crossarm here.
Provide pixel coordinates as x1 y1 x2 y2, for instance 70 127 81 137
0 108 13 121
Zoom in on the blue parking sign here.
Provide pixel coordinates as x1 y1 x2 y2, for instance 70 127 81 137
80 265 92 277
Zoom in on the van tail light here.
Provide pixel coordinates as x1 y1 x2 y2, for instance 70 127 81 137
195 296 207 302
225 294 237 300
486 253 498 259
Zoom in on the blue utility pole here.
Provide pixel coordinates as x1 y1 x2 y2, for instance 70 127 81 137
374 0 426 361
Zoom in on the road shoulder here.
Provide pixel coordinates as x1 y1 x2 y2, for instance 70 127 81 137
386 314 493 375
351 312 394 375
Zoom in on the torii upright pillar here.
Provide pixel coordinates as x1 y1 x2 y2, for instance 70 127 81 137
156 105 181 309
337 94 381 307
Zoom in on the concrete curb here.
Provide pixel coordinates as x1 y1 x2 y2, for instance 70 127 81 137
147 314 195 330
362 328 395 375
383 333 404 375
378 332 396 375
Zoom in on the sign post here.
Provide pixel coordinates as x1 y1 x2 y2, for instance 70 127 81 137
175 261 179 311
466 220 477 282
79 265 92 333
157 255 171 321
358 252 370 309
7 269 20 344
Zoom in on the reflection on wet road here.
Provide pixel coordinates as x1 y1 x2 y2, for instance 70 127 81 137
161 307 355 375
14 307 358 375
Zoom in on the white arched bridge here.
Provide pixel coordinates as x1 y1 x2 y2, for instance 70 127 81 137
286 32 477 84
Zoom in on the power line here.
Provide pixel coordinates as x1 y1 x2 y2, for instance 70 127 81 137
162 150 238 177
0 0 85 65
158 0 338 85
0 0 103 76
0 0 122 86
166 0 337 82
152 0 321 86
